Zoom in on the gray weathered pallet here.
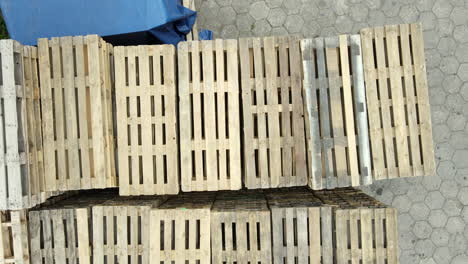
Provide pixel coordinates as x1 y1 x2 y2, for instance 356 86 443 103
211 191 272 263
178 39 242 192
29 208 91 264
301 35 371 190
361 23 435 180
115 45 179 196
0 210 30 264
240 36 308 189
38 35 116 192
0 40 51 210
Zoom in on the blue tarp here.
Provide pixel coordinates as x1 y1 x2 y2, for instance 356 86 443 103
0 0 207 46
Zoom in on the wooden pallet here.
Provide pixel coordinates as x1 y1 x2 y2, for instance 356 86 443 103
148 193 214 263
28 208 91 264
115 45 179 196
0 40 50 210
211 191 272 263
182 0 199 41
178 39 242 192
335 208 398 264
0 210 29 264
360 23 435 179
240 36 308 189
301 35 372 190
38 35 116 192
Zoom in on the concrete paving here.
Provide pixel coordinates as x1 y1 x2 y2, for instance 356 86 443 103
196 0 468 263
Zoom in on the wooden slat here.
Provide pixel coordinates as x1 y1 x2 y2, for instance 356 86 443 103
76 209 90 264
115 45 179 196
308 207 321 264
361 23 435 179
178 39 241 192
241 36 307 189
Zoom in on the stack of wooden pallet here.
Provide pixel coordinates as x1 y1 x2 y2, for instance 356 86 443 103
0 22 435 263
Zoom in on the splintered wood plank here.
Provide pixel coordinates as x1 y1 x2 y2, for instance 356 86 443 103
115 45 179 196
301 39 323 190
410 23 435 176
179 39 241 192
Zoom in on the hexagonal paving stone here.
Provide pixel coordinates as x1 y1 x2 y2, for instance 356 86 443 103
433 246 452 264
432 0 453 18
282 0 302 15
431 228 450 246
446 217 465 234
457 187 468 205
399 230 417 250
413 221 433 239
399 5 419 23
300 20 320 37
432 105 450 125
266 0 283 8
300 1 319 23
452 255 468 264
249 1 270 20
271 27 288 36
236 13 255 32
443 199 463 216
416 0 435 11
284 14 304 34
450 8 468 25
435 142 455 161
392 195 412 213
443 74 463 94
453 150 468 169
440 180 460 199
400 249 422 264
455 169 468 187
429 209 449 227
367 10 386 27
462 207 468 223
410 202 430 220
232 0 252 13
433 123 450 142
407 184 427 202
448 234 467 256
422 176 442 191
389 178 409 195
219 6 237 25
437 161 457 180
457 63 468 82
437 18 455 37
398 213 415 231
267 8 286 27
420 12 437 30
461 83 468 101
252 19 271 36
454 25 468 43
449 132 468 150
420 258 437 264
335 16 353 33
414 239 435 258
447 113 466 131
440 56 459 75
425 190 446 209
350 4 369 22
381 0 401 17
220 25 239 38
455 43 468 63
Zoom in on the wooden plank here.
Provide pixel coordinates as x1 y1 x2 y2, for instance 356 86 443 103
410 23 436 176
349 209 360 264
301 39 323 190
76 209 90 264
320 207 333 264
52 210 66 264
28 211 41 264
335 210 349 263
10 211 28 264
386 208 398 264
41 210 53 264
374 209 385 264
308 208 321 264
92 206 104 263
116 206 128 264
360 209 373 264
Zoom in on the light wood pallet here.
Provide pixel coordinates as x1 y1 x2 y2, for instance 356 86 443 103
0 210 29 264
182 0 199 41
301 35 372 190
360 23 435 179
0 40 50 210
178 39 242 192
211 191 272 263
266 190 334 264
29 208 91 264
38 35 116 192
240 36 308 189
335 208 398 264
115 45 179 196
149 193 214 263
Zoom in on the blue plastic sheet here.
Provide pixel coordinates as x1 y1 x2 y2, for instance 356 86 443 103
0 0 202 46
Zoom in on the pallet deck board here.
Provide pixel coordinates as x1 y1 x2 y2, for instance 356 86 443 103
360 23 435 179
301 35 371 190
115 45 179 196
178 39 241 192
240 36 308 189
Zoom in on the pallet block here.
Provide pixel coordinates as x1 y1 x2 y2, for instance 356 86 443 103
182 0 199 41
28 208 91 264
211 191 272 263
38 35 116 192
240 36 308 189
0 40 50 210
360 23 435 179
0 210 29 264
178 39 242 192
115 45 179 196
149 193 214 263
301 35 372 190
91 197 165 264
266 190 333 264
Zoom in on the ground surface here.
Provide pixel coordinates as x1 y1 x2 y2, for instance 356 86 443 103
196 0 468 263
